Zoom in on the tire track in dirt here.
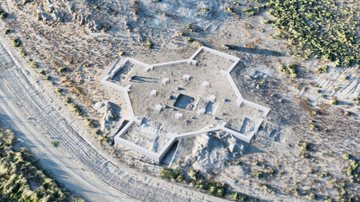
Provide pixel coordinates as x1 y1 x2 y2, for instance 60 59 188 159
0 43 226 201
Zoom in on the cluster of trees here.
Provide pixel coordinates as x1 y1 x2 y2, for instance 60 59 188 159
161 168 250 201
0 129 83 202
247 0 359 67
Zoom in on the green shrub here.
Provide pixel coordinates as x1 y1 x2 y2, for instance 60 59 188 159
0 10 8 19
58 67 68 73
51 141 60 147
86 119 98 128
13 39 21 47
279 63 299 78
209 185 216 194
319 172 328 178
288 64 298 78
4 29 11 35
306 192 317 200
253 170 264 179
64 97 72 104
30 61 38 68
329 97 338 105
160 168 182 180
216 187 224 197
225 7 236 15
231 192 239 200
20 48 27 57
55 88 63 95
144 40 153 49
0 128 81 201
70 104 82 116
118 51 126 56
39 70 46 75
261 184 275 194
342 154 351 160
318 66 329 73
344 160 359 176
185 37 194 43
255 0 359 67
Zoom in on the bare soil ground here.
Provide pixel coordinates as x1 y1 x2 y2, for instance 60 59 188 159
0 39 227 202
0 0 359 201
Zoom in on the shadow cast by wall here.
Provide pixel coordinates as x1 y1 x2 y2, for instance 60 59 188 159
225 44 286 57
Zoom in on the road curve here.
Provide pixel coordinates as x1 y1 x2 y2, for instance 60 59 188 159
0 39 227 202
0 86 137 202
0 42 137 201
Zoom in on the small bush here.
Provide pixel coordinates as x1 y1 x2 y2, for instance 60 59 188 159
30 61 38 68
160 168 182 180
280 63 299 78
58 67 68 73
344 160 359 177
318 66 329 73
225 7 236 15
231 192 239 200
51 140 60 147
13 38 21 47
253 170 264 179
216 187 224 197
55 88 63 95
342 154 351 160
319 172 328 178
70 104 82 116
39 70 46 75
0 10 8 19
64 97 72 104
144 40 153 49
20 48 27 56
305 192 317 200
4 28 11 35
329 97 338 105
261 184 275 194
70 86 83 96
86 118 98 128
118 51 126 56
299 141 311 158
185 37 194 43
353 97 360 105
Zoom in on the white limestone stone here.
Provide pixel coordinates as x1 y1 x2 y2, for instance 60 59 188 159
150 89 157 97
183 74 191 82
208 95 216 102
162 78 170 85
175 112 183 120
202 81 210 88
154 104 164 112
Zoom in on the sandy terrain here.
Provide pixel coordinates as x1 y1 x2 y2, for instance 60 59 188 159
0 39 229 201
0 0 359 201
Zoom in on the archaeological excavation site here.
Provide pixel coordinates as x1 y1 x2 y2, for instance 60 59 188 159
103 47 270 164
0 0 358 201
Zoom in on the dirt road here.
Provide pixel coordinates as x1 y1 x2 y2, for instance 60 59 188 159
0 43 137 202
0 40 226 202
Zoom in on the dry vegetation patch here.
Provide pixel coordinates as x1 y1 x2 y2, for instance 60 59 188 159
0 128 83 202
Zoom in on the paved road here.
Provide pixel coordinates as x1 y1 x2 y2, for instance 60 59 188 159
0 41 227 202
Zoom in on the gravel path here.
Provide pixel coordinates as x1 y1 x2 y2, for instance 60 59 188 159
0 42 227 202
